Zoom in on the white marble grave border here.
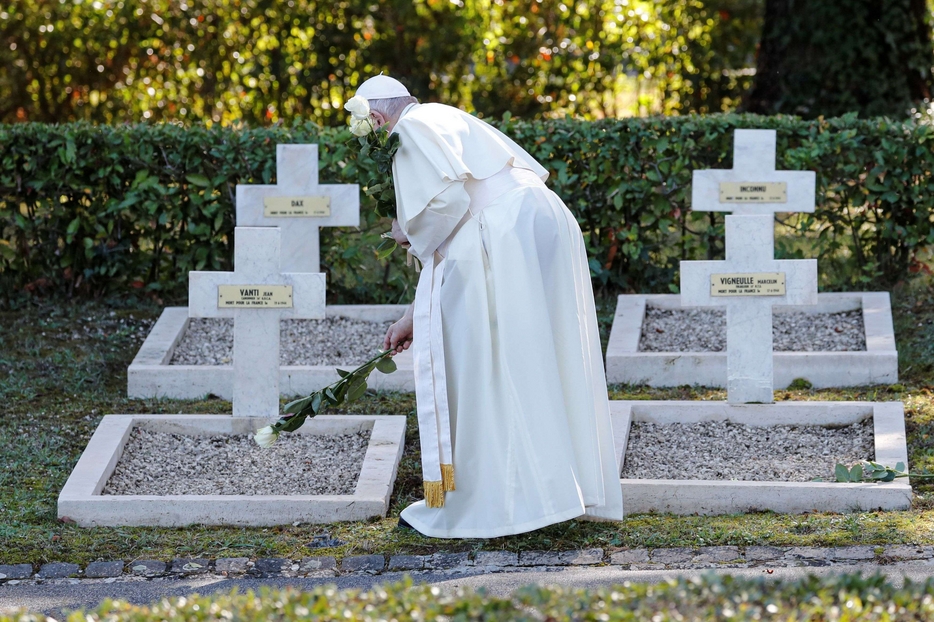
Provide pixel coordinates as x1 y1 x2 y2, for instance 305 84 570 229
605 292 898 388
127 305 415 399
58 414 406 527
609 400 912 515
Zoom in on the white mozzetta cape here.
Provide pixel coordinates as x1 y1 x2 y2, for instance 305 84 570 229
392 103 547 249
391 103 623 536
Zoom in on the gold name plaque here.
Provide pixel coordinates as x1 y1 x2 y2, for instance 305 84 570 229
719 182 787 203
218 285 293 308
711 273 786 297
263 196 331 217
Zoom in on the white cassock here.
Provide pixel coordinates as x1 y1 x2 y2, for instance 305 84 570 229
392 102 623 538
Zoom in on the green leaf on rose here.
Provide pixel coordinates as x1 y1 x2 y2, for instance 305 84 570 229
376 357 397 374
375 238 397 260
849 463 863 482
257 350 395 446
283 396 311 414
335 381 349 402
835 463 850 482
347 379 368 401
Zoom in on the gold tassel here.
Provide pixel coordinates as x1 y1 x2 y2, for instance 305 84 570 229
424 480 445 508
441 464 456 492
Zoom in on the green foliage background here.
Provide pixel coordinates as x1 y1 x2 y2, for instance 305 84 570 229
746 0 934 118
0 0 761 125
1 114 932 304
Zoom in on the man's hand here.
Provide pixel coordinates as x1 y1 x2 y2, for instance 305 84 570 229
384 316 413 355
391 219 410 248
383 305 414 355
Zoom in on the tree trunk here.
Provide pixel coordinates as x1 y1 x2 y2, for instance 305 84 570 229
744 0 788 114
744 0 933 118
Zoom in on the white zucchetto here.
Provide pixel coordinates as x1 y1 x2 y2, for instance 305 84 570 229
354 74 411 100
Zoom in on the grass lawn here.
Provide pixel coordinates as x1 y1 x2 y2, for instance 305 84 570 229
0 276 932 566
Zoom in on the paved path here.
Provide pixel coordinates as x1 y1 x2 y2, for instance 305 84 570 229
5 563 934 618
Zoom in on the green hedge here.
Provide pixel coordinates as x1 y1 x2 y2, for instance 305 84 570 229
1 114 933 305
6 575 934 621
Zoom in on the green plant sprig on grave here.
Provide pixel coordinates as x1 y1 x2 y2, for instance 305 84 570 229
829 461 934 484
253 349 398 448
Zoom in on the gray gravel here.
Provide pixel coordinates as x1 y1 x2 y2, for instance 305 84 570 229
620 419 874 481
169 317 392 366
102 428 371 495
639 308 866 352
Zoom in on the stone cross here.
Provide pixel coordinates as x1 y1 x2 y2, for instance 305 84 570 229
681 215 817 404
681 129 820 404
691 129 816 216
236 144 360 274
189 227 326 418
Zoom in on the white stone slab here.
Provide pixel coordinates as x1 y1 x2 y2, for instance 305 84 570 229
189 227 326 418
610 400 912 515
58 414 406 527
605 292 898 388
681 215 818 403
236 144 360 274
128 305 415 399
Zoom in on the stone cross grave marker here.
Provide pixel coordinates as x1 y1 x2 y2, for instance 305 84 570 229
189 227 326 417
680 130 818 404
691 129 816 216
681 216 817 404
236 144 360 274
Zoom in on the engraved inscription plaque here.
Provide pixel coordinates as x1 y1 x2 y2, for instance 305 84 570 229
710 273 786 297
263 196 331 217
719 182 787 203
218 285 294 308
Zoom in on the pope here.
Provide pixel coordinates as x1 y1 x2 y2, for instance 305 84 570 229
353 75 623 538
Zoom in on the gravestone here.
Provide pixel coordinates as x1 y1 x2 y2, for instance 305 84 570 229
63 229 407 527
236 144 360 274
681 130 818 403
680 215 817 403
606 129 909 515
127 147 414 400
188 226 326 417
605 129 898 389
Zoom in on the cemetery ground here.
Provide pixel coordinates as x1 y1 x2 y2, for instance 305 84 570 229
1 278 933 568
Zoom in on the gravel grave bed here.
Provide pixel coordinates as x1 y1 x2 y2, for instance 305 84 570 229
169 317 393 366
103 428 371 495
620 419 874 481
638 307 866 352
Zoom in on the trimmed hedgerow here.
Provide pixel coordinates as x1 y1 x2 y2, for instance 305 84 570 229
6 574 934 621
1 114 932 304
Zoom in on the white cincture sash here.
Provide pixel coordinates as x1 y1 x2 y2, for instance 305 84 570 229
412 250 454 508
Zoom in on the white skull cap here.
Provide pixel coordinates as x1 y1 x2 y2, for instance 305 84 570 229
354 74 411 100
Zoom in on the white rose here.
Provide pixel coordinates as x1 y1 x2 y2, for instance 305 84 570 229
349 117 373 137
343 95 370 120
253 425 279 448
